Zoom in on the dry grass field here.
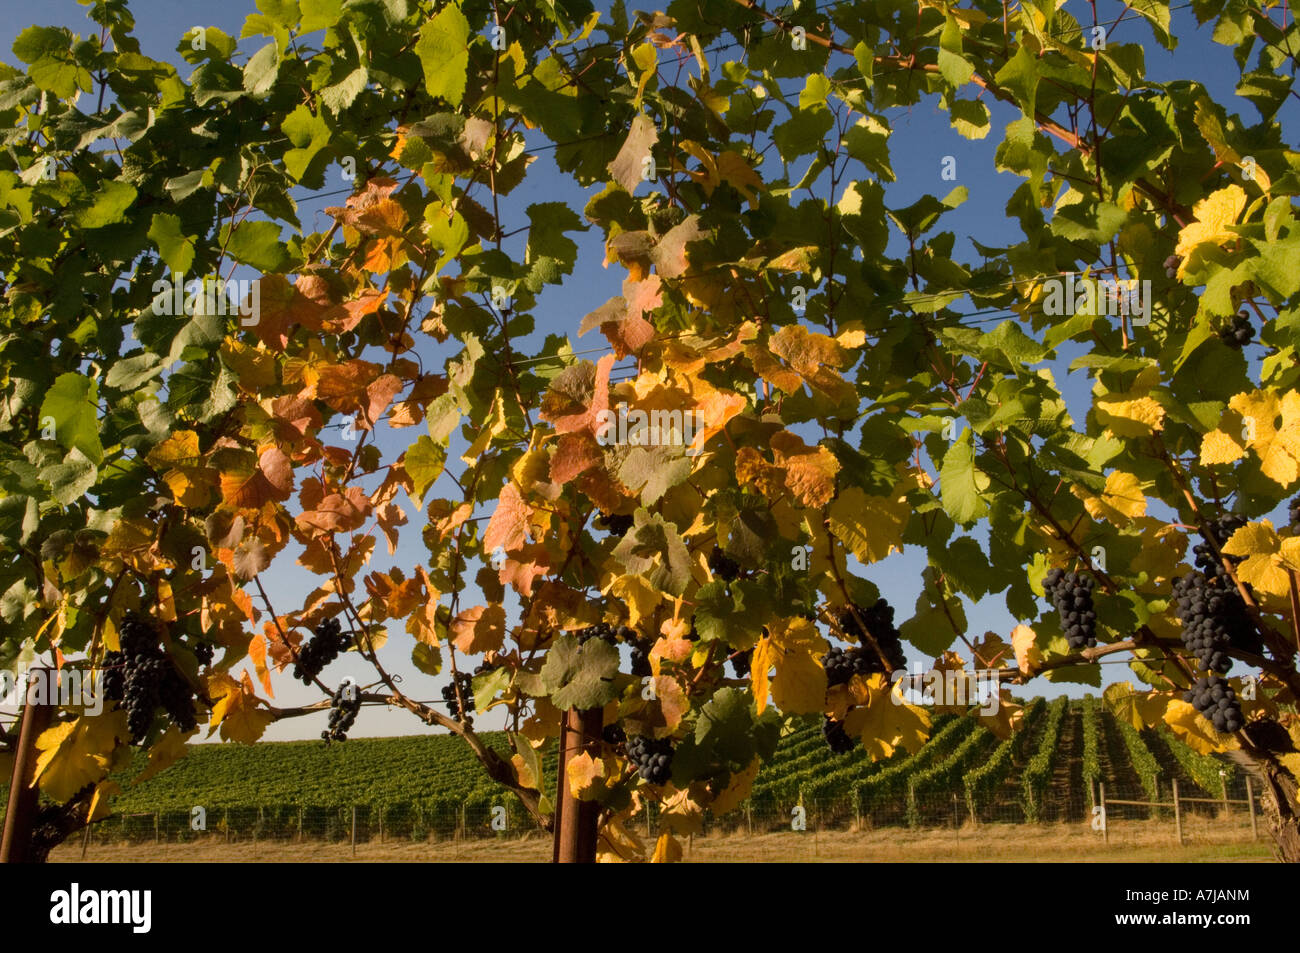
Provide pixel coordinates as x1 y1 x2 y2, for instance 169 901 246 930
50 818 1274 863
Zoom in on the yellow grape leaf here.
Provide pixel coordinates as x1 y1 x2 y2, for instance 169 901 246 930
134 725 191 784
1200 426 1247 465
596 816 645 863
1223 521 1290 598
977 694 1023 741
842 673 931 760
1130 519 1188 583
1165 698 1238 753
145 430 201 468
1077 470 1146 526
1174 184 1247 277
1277 537 1300 572
161 467 215 508
1011 623 1041 675
711 757 761 814
87 779 121 822
1103 681 1167 730
752 617 828 715
650 832 683 863
828 486 909 564
32 710 128 802
461 389 507 464
1229 390 1300 487
207 671 273 744
565 751 607 800
1094 368 1165 437
606 574 661 628
658 788 704 835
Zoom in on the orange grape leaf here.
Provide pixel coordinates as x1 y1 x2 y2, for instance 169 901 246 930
248 632 275 696
539 355 615 434
219 447 293 509
550 431 603 485
1011 623 1041 675
500 543 551 597
315 359 383 415
451 603 507 654
483 483 533 553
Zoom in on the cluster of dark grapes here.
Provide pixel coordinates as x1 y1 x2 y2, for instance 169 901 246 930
322 680 361 743
1163 254 1181 278
1219 310 1254 348
292 617 351 683
602 723 626 746
730 648 752 678
628 633 652 677
1184 674 1243 734
579 622 652 676
1193 514 1247 585
595 512 635 536
825 599 907 677
577 622 619 647
1172 571 1260 673
1043 568 1097 649
708 544 741 582
101 612 197 743
626 734 673 784
1290 496 1300 533
822 715 854 755
441 670 476 725
193 642 214 667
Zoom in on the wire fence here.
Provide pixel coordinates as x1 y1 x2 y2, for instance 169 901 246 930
80 776 1264 848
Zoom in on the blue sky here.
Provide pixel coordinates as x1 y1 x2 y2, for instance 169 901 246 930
1 0 1287 740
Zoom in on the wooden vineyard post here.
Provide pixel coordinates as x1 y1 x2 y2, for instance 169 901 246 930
1246 777 1258 840
1 668 54 864
1172 779 1183 846
553 707 601 863
351 805 357 856
1099 783 1108 844
1220 770 1229 810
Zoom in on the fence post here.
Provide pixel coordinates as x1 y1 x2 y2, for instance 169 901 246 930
1220 770 1229 810
378 805 383 843
1 668 55 863
1246 777 1258 840
298 806 303 842
747 800 753 836
225 808 230 844
351 805 357 856
1172 778 1183 846
1099 783 1108 844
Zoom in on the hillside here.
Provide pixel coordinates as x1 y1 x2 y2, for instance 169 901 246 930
2 696 1238 839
